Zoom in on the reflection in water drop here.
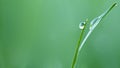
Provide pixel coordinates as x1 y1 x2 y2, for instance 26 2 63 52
79 22 86 29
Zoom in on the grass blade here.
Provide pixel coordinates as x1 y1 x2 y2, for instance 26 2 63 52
72 3 117 68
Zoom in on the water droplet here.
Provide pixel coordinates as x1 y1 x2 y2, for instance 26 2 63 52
90 17 101 30
79 22 85 29
90 18 99 29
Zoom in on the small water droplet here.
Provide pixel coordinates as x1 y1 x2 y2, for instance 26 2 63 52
79 22 85 29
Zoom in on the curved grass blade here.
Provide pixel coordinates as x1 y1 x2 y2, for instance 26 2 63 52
79 3 117 52
72 19 88 68
72 3 117 68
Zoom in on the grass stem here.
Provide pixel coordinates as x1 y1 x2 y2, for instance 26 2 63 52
72 3 117 68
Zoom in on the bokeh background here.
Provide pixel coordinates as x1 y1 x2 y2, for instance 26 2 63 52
0 0 120 68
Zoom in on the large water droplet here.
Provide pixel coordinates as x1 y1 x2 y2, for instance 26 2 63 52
79 22 85 29
89 17 101 30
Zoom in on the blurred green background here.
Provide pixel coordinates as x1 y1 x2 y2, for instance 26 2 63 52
0 0 120 68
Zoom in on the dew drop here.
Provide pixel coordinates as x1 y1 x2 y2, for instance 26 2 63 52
90 17 101 30
90 18 99 29
79 22 85 29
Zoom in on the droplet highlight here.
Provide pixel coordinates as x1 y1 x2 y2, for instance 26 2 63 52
79 22 85 29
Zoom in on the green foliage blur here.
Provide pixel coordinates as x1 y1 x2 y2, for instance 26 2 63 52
0 0 120 68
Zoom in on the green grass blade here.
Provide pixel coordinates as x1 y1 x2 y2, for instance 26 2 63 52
72 3 117 68
72 19 88 68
